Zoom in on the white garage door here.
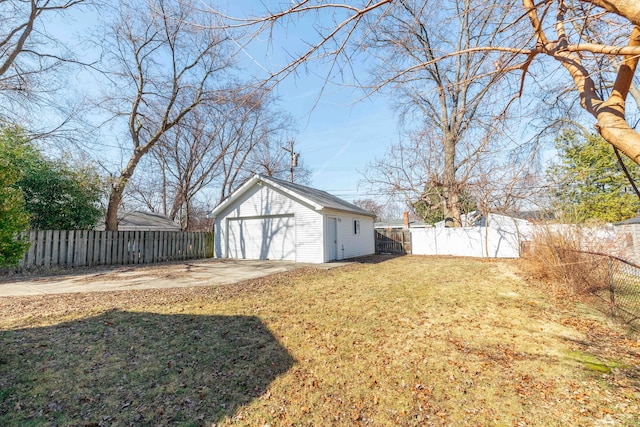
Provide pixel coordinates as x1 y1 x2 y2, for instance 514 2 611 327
227 215 295 261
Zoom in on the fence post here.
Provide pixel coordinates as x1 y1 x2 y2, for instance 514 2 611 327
19 231 29 268
608 257 617 318
206 231 214 258
43 230 53 268
59 230 68 266
66 230 75 267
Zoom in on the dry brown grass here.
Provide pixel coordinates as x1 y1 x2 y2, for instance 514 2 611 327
520 226 615 295
520 226 640 331
1 256 639 426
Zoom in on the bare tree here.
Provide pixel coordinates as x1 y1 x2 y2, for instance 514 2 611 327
352 198 384 220
365 0 527 226
96 0 233 230
124 88 306 229
0 0 88 129
206 1 640 166
243 138 312 185
153 92 298 229
365 126 546 225
209 1 531 226
470 156 545 217
152 109 226 229
0 0 86 91
211 94 311 203
244 138 293 180
124 167 164 213
521 1 640 164
364 129 477 224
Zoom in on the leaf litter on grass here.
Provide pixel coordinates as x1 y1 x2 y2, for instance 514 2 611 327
0 256 639 426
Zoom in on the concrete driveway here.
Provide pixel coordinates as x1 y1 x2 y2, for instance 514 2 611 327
0 259 350 297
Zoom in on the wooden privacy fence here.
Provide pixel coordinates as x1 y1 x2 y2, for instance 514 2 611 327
375 230 411 255
18 230 214 270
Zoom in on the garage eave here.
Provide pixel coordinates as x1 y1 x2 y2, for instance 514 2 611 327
258 175 377 218
319 207 377 218
211 174 377 220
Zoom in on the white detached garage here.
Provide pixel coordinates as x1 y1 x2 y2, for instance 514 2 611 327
211 175 376 263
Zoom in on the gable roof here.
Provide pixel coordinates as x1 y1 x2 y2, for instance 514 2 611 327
119 211 181 230
374 219 428 229
615 214 640 225
434 211 533 228
96 211 181 231
211 174 376 218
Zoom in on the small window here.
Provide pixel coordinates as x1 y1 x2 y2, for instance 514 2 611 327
353 219 360 235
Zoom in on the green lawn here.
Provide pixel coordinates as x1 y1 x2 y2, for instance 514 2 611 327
1 256 639 426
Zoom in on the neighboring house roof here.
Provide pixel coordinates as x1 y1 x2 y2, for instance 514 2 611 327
507 210 556 222
211 174 376 218
96 211 181 231
374 220 427 229
434 211 532 228
615 215 640 225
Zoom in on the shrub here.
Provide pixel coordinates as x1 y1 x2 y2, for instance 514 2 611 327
521 225 614 295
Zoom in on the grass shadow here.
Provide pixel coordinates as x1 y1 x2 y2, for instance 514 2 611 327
0 310 294 426
347 254 404 264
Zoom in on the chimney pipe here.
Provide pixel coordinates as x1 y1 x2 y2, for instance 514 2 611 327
403 211 409 229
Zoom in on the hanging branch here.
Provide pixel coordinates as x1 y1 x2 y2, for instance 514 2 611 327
613 146 640 201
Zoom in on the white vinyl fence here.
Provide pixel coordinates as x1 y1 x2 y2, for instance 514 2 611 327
408 223 627 259
410 226 524 258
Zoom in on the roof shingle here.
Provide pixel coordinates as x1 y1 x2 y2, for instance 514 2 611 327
262 175 375 217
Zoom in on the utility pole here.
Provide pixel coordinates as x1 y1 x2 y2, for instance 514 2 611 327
282 139 299 183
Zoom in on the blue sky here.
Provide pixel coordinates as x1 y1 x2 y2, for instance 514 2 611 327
222 2 401 201
271 78 397 200
41 2 576 210
43 1 400 203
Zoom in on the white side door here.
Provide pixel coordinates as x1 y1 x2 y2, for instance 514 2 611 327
327 217 338 261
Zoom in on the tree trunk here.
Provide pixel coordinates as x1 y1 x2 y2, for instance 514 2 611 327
596 27 640 164
549 22 640 165
105 184 123 231
442 135 462 227
105 150 146 231
444 187 462 227
183 198 190 231
168 189 184 222
161 157 168 216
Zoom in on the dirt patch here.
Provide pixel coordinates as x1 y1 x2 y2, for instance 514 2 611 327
1 261 208 284
0 259 314 296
